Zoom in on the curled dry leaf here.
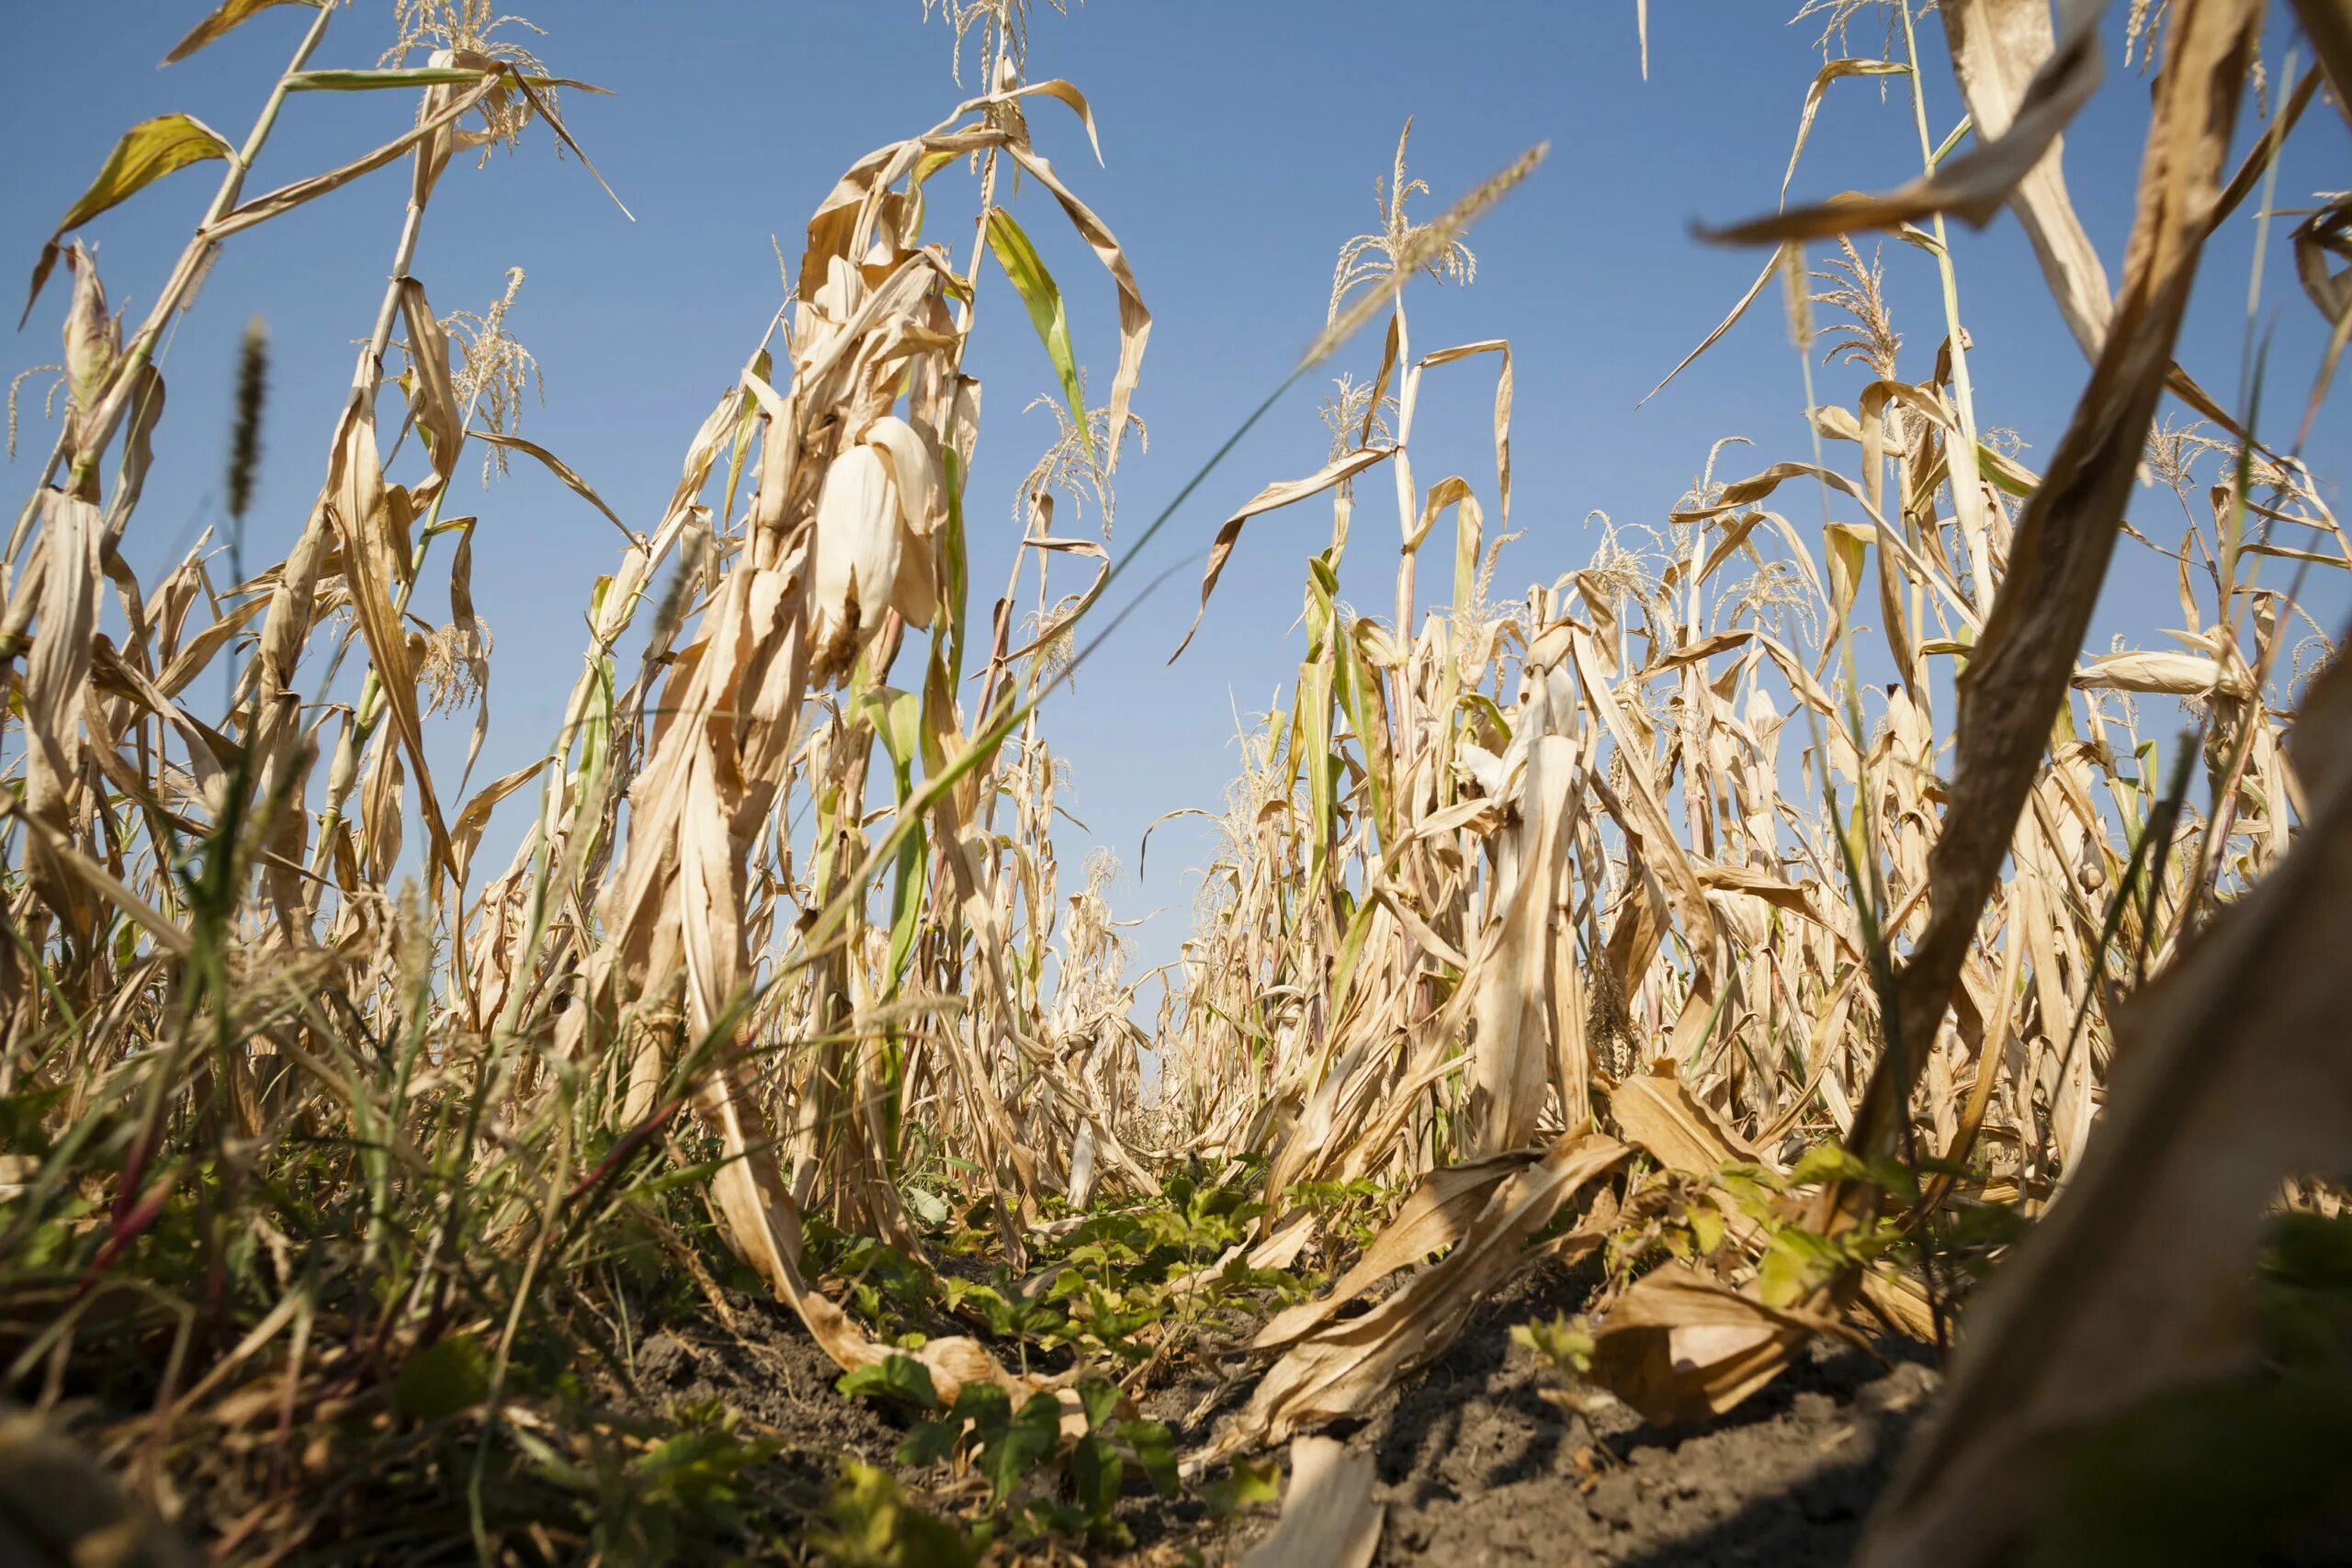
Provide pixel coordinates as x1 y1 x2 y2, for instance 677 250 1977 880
1209 1129 1627 1459
469 432 634 540
1252 1151 1537 1351
1701 0 2105 246
396 277 462 481
1585 1263 1859 1427
1170 446 1396 662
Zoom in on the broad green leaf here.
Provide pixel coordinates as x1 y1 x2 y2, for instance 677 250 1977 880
27 115 234 323
1202 1454 1279 1517
393 1335 490 1421
1069 1434 1122 1521
982 207 1091 465
162 0 322 66
818 1461 981 1568
52 115 233 235
948 1381 1012 1431
835 1353 941 1410
1788 1143 1871 1188
896 1414 965 1469
975 1391 1060 1502
1123 1419 1179 1496
1077 1378 1121 1431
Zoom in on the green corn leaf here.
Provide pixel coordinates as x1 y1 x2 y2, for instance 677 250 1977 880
983 207 1092 466
282 67 491 91
952 1385 1057 1504
870 687 930 989
27 115 235 324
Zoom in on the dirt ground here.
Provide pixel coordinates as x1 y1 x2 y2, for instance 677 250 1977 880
631 1261 1943 1566
1321 1268 1937 1568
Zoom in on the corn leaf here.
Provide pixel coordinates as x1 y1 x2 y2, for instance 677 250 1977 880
25 114 234 324
161 0 321 66
982 207 1091 465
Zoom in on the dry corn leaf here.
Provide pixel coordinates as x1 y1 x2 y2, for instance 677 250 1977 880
1253 1152 1536 1351
1639 250 1781 408
1786 60 1914 209
450 761 547 886
1857 644 2352 1568
1939 0 2115 355
1608 1060 1767 1177
1702 0 2104 245
2290 0 2352 131
1586 1262 1857 1427
1850 0 2263 1191
320 413 457 882
1465 732 1582 1155
202 73 497 242
396 278 463 482
1238 1437 1384 1568
162 0 322 66
21 493 103 944
1211 1129 1627 1457
1170 446 1395 661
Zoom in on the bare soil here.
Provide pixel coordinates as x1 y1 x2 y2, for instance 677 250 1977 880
628 1262 1943 1566
1332 1267 1938 1568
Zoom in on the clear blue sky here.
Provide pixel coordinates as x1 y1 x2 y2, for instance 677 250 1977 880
4 2 2343 999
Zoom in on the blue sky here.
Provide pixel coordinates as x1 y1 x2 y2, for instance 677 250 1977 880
4 2 2343 1000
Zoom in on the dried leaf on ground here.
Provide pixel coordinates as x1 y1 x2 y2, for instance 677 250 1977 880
1238 1437 1384 1568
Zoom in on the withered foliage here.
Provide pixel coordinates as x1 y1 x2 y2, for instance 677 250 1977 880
1 1 2345 1563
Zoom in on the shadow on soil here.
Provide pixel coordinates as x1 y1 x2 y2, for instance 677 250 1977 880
1355 1264 1939 1567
